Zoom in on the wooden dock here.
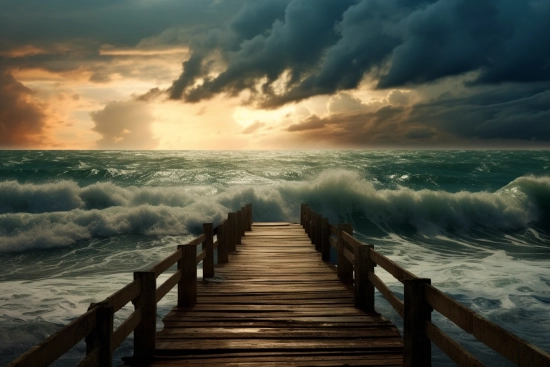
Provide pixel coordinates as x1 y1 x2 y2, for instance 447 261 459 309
9 204 550 367
150 222 403 366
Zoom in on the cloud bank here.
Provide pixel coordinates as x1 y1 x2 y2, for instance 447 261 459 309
0 70 47 147
170 0 550 106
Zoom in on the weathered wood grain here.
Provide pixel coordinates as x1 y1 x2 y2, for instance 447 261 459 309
139 222 403 366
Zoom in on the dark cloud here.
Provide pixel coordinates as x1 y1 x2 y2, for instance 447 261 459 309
91 100 159 149
0 70 47 147
405 127 436 140
169 0 550 108
409 85 550 141
285 83 550 146
0 1 246 82
169 0 357 104
0 0 244 50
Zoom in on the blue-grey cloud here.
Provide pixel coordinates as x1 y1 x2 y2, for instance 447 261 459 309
170 0 550 109
285 83 550 146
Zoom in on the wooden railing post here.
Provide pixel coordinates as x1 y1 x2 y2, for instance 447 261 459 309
236 209 242 245
337 224 354 282
240 209 246 237
85 302 114 367
178 245 197 306
314 214 322 251
218 222 228 263
355 244 375 312
133 271 156 360
304 206 311 237
203 223 214 278
97 303 114 367
228 212 237 252
310 212 317 245
404 278 432 367
300 204 306 227
246 204 252 231
321 218 330 261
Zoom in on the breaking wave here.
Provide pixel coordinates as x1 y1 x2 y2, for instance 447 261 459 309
1 170 549 252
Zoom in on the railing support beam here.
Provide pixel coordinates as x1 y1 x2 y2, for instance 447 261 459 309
228 212 237 252
133 271 156 361
246 203 252 230
321 218 330 261
97 304 114 367
178 245 197 306
355 244 375 312
314 214 322 251
203 223 214 278
337 224 354 282
218 222 228 263
236 210 242 245
404 278 432 367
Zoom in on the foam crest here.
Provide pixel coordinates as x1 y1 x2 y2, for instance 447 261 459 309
294 170 544 234
0 181 83 213
0 204 227 252
1 171 549 252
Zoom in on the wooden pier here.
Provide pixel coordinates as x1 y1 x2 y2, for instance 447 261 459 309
9 204 550 367
151 222 402 366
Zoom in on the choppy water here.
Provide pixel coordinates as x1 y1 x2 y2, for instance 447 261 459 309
0 150 549 366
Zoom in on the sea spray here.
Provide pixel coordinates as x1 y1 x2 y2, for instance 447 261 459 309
1 171 549 252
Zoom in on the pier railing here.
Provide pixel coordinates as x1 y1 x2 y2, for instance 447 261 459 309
9 203 550 367
8 204 252 367
301 204 550 367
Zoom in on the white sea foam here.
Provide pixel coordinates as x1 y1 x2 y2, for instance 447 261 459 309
1 170 550 252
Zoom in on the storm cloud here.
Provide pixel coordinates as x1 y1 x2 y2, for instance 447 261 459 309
285 84 550 146
0 70 47 147
1 0 549 148
170 0 550 107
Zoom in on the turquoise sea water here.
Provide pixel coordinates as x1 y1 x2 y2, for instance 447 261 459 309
0 150 549 366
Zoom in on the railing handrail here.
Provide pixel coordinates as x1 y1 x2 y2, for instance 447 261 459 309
301 204 550 367
8 203 253 367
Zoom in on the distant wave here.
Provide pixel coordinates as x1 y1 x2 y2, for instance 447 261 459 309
1 170 549 252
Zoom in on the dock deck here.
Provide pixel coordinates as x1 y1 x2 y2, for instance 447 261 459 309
150 222 403 366
12 204 549 367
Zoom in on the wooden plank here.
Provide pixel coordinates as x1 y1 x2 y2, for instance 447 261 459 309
157 327 400 339
369 250 417 283
196 249 207 264
156 338 404 353
425 321 484 367
425 284 550 366
149 249 182 277
112 309 142 350
187 234 206 247
369 272 404 318
156 270 181 303
161 321 395 329
103 279 141 313
8 307 97 367
343 247 355 265
146 221 404 367
147 351 403 366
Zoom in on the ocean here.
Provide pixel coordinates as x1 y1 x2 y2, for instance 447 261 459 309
0 150 549 366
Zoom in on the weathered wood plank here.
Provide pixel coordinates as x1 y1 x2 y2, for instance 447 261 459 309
146 221 403 367
156 338 404 353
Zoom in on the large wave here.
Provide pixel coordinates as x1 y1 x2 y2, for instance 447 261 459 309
1 170 549 252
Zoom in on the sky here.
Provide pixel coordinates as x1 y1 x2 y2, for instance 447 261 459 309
0 0 549 150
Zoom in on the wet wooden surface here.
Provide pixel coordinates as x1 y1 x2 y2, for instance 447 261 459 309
148 223 403 366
